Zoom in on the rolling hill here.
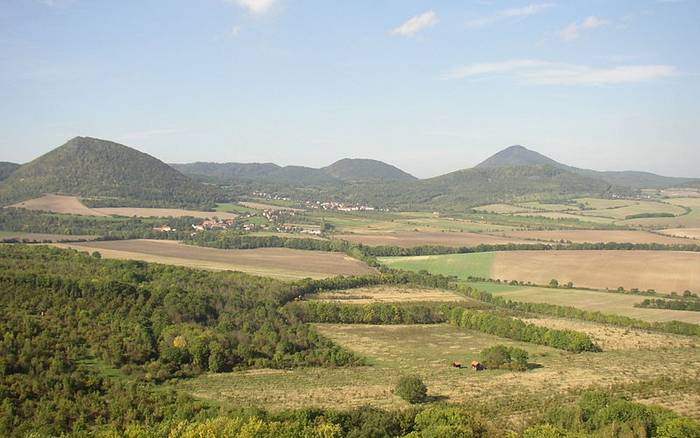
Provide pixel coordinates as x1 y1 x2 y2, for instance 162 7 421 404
0 162 19 182
0 137 222 208
321 158 417 183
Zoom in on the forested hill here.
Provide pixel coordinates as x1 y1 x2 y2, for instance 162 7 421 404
475 145 692 189
0 137 223 208
173 158 416 184
0 162 19 181
321 158 417 182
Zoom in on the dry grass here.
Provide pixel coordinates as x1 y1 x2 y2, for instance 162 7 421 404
308 285 468 303
493 230 696 245
659 228 700 240
175 324 700 416
491 250 700 295
335 231 529 248
520 317 697 350
53 239 376 280
93 207 237 219
9 194 106 216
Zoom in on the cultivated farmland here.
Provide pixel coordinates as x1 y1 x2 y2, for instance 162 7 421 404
92 207 237 219
53 239 375 279
493 229 696 245
381 250 700 295
491 250 700 295
9 194 237 219
336 231 529 248
492 285 700 324
9 194 106 216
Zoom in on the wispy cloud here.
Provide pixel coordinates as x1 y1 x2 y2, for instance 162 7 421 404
231 0 277 15
392 11 438 37
441 59 677 85
559 16 608 41
42 0 76 8
467 2 553 28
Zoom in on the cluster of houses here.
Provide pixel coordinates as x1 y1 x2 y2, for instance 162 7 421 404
303 200 376 212
152 217 236 234
191 218 237 232
251 191 291 202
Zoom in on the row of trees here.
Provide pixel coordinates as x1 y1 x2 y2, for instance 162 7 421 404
448 307 600 353
283 302 451 325
636 298 700 312
0 208 197 240
457 284 700 337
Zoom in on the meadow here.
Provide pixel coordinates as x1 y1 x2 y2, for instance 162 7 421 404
174 323 700 420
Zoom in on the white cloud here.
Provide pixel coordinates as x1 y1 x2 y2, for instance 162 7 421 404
560 16 608 41
441 59 677 85
233 0 276 15
392 11 438 37
467 2 553 28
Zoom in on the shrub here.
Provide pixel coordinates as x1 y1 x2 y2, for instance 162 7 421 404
395 375 428 404
480 345 528 371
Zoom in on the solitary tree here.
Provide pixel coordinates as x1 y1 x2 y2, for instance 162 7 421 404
395 375 427 404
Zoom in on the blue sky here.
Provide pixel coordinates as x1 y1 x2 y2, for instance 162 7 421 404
0 0 698 178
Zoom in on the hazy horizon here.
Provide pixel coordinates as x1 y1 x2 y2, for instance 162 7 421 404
1 0 699 179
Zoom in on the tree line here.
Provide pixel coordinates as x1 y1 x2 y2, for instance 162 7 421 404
635 298 700 312
284 301 599 353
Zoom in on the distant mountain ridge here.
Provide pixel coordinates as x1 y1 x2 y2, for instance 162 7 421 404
475 145 692 189
0 137 221 208
3 138 696 212
173 157 416 185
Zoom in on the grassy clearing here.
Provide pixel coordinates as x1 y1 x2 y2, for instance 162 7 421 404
174 324 700 416
519 317 697 350
379 252 495 279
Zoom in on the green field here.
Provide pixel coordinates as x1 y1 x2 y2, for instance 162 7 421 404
379 252 495 279
215 202 255 213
